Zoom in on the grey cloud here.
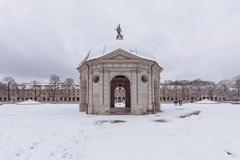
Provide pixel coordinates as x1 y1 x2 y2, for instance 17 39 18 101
0 0 240 83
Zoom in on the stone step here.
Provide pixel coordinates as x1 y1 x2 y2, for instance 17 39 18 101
110 108 130 115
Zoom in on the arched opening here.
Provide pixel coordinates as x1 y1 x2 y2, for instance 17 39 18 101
110 75 130 113
114 86 126 108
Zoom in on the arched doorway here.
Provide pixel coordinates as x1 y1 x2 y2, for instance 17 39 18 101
110 76 130 113
114 86 126 107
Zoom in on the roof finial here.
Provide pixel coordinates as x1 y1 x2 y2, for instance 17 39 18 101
116 24 124 40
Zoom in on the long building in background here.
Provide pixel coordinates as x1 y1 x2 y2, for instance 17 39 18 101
159 79 238 102
0 79 239 103
0 82 80 103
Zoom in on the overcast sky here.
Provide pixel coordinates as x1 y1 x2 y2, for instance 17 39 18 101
0 0 240 83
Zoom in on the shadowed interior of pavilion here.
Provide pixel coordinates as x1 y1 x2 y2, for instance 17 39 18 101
110 75 131 114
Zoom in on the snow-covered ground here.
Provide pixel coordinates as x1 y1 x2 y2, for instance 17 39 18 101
0 103 240 160
114 102 125 108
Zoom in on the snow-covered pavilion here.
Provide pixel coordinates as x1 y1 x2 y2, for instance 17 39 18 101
77 38 163 115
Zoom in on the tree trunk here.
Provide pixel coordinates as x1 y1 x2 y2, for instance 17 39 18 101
7 84 10 101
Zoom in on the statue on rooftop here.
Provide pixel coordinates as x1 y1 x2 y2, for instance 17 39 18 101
116 24 124 40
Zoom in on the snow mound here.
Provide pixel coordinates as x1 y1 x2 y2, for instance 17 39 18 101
17 100 41 105
231 101 240 104
195 99 219 104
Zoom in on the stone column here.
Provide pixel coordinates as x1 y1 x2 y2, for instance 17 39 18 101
147 71 153 113
88 72 93 114
103 70 110 113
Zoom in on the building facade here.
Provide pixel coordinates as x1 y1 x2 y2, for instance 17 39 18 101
78 46 163 115
159 82 228 102
0 83 80 103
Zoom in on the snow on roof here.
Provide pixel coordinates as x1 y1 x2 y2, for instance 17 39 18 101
82 40 157 62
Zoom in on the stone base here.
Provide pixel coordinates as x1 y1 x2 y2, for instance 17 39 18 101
80 104 161 115
87 105 111 115
155 103 161 112
80 103 87 112
130 105 148 115
110 108 130 115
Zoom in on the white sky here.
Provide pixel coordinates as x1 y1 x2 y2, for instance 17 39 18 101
0 0 240 83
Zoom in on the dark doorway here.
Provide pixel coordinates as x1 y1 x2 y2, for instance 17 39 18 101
110 76 130 111
114 86 126 108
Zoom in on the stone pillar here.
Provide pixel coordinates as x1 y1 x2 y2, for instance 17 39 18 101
102 71 110 113
154 78 160 112
88 73 93 114
80 77 87 112
130 69 145 115
147 72 154 113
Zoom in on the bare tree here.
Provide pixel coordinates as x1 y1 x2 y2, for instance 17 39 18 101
31 80 41 101
18 83 26 101
64 78 74 99
49 74 61 102
64 78 74 87
191 79 204 100
233 76 240 100
207 86 215 100
3 77 16 101
217 80 232 101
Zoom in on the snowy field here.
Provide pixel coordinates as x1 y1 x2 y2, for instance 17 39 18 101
0 103 240 160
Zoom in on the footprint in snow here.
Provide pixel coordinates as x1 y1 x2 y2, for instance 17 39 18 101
226 150 234 157
29 142 38 150
15 153 21 156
